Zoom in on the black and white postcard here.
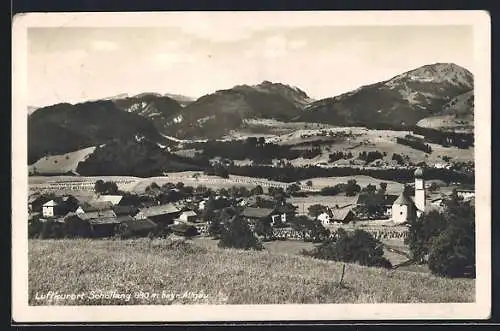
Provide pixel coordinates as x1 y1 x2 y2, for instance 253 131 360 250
12 10 491 323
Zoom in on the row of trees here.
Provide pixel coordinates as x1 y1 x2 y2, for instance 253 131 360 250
328 151 353 163
319 179 362 197
396 137 433 154
189 138 322 164
358 151 385 164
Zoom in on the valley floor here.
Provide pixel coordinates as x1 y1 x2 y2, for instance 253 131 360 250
28 238 474 306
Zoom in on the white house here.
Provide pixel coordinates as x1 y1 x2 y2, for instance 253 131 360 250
456 189 475 201
179 210 198 223
317 212 331 226
198 200 207 211
42 200 58 218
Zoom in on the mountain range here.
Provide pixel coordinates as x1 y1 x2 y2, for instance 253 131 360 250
28 63 473 165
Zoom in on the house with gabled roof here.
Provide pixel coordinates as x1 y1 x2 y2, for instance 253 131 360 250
96 195 124 205
135 203 181 225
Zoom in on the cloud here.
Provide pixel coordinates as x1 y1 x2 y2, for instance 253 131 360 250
91 40 118 51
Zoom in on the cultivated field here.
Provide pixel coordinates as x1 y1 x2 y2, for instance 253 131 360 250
29 239 474 305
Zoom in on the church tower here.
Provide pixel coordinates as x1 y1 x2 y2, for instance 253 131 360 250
414 167 426 213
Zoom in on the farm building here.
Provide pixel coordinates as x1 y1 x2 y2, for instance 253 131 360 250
355 193 398 218
241 207 285 227
96 195 124 205
135 203 181 226
318 206 356 225
330 207 356 224
76 201 114 214
88 216 125 237
41 196 79 218
62 213 93 238
456 188 475 201
28 195 52 213
78 209 117 220
115 217 157 238
179 210 198 223
112 205 140 217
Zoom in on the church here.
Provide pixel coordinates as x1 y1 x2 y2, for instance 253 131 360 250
391 167 427 224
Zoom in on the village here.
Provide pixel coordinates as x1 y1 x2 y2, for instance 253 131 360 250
28 167 475 256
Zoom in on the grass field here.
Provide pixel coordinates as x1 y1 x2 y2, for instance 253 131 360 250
29 239 474 305
28 147 96 175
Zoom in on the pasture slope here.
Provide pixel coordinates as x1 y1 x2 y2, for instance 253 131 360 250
28 147 96 175
29 239 474 305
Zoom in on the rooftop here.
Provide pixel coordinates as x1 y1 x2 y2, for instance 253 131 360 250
393 193 415 206
241 207 275 219
139 204 181 217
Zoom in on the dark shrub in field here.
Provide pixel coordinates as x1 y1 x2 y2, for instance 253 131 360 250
218 216 263 251
28 216 43 238
304 228 392 269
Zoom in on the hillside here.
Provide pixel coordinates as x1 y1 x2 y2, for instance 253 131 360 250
416 90 474 133
29 239 474 305
164 81 313 139
163 93 195 107
112 94 184 134
75 136 204 177
28 100 170 164
299 63 473 130
28 146 96 175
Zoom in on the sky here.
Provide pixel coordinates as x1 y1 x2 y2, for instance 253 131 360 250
27 24 473 107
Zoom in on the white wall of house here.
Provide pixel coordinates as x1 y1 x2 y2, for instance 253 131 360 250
317 212 331 226
391 204 409 224
457 191 475 200
42 205 55 218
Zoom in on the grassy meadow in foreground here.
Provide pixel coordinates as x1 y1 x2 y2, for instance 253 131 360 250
28 239 474 305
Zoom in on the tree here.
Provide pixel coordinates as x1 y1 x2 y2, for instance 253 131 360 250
405 210 448 263
94 180 105 194
286 183 301 196
246 137 258 146
308 204 327 219
345 179 361 196
207 217 224 239
175 182 185 190
218 216 263 250
28 215 43 238
308 219 331 243
289 215 311 240
428 212 475 277
405 192 475 278
306 180 313 188
251 185 264 195
305 228 391 269
254 219 274 241
363 184 377 194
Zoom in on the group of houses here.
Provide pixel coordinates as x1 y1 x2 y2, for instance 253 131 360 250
28 167 475 239
311 167 475 226
28 193 210 238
